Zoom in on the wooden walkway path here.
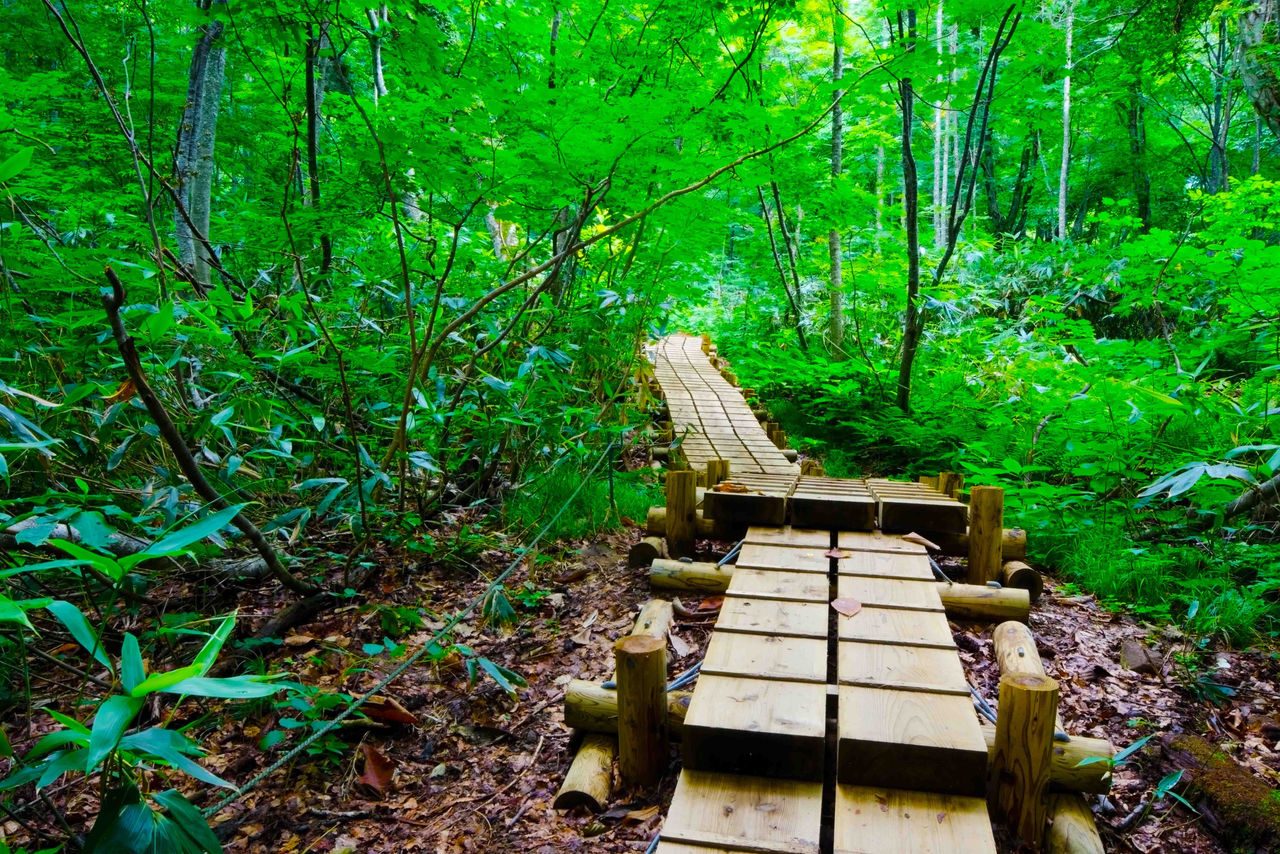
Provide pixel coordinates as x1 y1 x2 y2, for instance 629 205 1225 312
651 337 997 854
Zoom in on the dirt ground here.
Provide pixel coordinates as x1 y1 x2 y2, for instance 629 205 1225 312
5 523 1279 853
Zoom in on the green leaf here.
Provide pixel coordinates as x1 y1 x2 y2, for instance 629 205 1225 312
0 147 33 182
160 674 287 699
120 633 146 693
0 595 34 629
45 600 113 671
142 503 247 559
87 695 144 773
121 729 232 789
154 788 225 852
191 614 236 676
48 539 123 580
129 664 203 697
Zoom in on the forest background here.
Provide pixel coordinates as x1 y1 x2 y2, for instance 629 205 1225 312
0 0 1278 849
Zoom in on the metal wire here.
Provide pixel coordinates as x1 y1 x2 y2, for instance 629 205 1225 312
202 437 620 818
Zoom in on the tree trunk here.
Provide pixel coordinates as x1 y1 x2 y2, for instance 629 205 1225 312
1208 17 1232 194
1239 0 1280 139
174 15 226 291
896 73 921 413
828 12 846 354
933 2 947 249
368 5 389 103
305 25 333 274
1058 0 1073 240
1124 73 1152 232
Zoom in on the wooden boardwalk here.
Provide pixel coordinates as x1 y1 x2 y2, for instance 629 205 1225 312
652 336 997 853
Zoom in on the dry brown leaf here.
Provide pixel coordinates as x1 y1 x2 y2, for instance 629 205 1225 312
824 548 851 559
831 598 862 618
901 532 941 551
102 378 137 405
363 695 419 726
668 629 692 658
355 743 398 800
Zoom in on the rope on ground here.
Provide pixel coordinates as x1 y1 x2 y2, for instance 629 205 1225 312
203 437 621 819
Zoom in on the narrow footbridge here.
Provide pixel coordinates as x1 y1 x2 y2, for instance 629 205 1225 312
651 336 994 852
556 335 1111 854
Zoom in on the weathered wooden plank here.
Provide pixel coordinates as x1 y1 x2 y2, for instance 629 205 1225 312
735 543 831 574
747 526 832 548
837 686 989 795
661 771 824 854
833 785 997 854
683 676 825 780
878 497 968 534
837 607 955 649
703 491 786 526
726 568 829 603
836 576 945 612
790 491 876 530
716 597 829 638
702 632 828 684
836 531 927 553
837 642 969 695
836 550 934 581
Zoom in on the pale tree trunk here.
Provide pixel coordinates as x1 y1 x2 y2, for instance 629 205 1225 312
305 24 333 273
1239 0 1280 139
174 12 226 291
1058 0 1073 240
828 10 846 353
368 5 389 104
874 145 885 255
932 2 946 248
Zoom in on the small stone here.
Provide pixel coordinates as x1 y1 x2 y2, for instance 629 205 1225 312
1119 639 1161 675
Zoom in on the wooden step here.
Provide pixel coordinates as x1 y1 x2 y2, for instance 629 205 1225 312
833 785 997 854
683 676 826 780
877 496 968 534
735 543 831 574
836 530 927 553
836 575 946 613
726 568 829 603
715 597 828 639
836 550 934 581
837 606 956 649
747 526 832 548
660 770 824 854
836 686 988 795
837 641 969 695
703 633 828 684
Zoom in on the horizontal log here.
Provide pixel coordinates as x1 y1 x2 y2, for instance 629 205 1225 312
645 506 739 539
564 680 692 739
1002 560 1044 603
627 536 667 569
938 582 1030 623
562 681 1109 793
553 733 615 811
650 559 733 592
931 527 1027 560
1046 794 1105 853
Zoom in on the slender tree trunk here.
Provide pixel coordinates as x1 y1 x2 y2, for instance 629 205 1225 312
174 15 226 290
874 145 885 255
368 5 389 104
828 10 846 353
896 72 921 413
1239 0 1280 139
1058 0 1073 240
933 2 946 248
1208 17 1232 194
1124 73 1153 231
305 25 333 274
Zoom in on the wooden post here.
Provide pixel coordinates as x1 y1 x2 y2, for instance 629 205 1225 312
1002 560 1044 603
774 429 788 450
937 472 955 495
919 474 939 489
968 486 1005 584
705 458 729 486
615 635 668 787
701 334 711 353
950 474 966 498
989 672 1059 846
664 470 697 558
553 733 615 811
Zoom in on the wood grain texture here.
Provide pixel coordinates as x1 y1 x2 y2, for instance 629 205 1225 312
938 583 1030 622
715 597 829 639
615 634 668 786
661 770 824 854
989 673 1059 845
683 675 826 780
837 607 956 649
1046 793 1106 853
967 486 1005 583
703 633 828 684
837 530 928 554
735 543 831 573
666 469 698 559
746 526 833 548
837 642 968 695
837 686 989 795
837 575 946 612
833 785 997 854
726 568 828 603
837 550 934 581
553 733 615 811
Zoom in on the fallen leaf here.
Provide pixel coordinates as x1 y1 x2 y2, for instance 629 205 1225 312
283 634 315 647
902 532 941 551
625 805 660 822
668 630 692 658
363 695 419 726
712 481 750 493
355 743 398 799
831 598 862 618
697 596 723 612
824 548 852 559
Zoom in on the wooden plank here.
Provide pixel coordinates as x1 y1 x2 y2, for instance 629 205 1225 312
878 497 968 534
684 676 826 780
790 492 876 530
837 686 988 795
837 607 955 649
704 491 786 526
833 785 997 854
715 597 829 639
747 526 832 548
702 632 828 684
836 576 945 612
735 544 831 574
726 568 829 603
661 770 824 854
837 551 934 581
836 531 927 553
837 641 969 695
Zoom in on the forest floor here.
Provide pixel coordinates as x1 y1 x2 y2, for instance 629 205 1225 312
8 520 1280 853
